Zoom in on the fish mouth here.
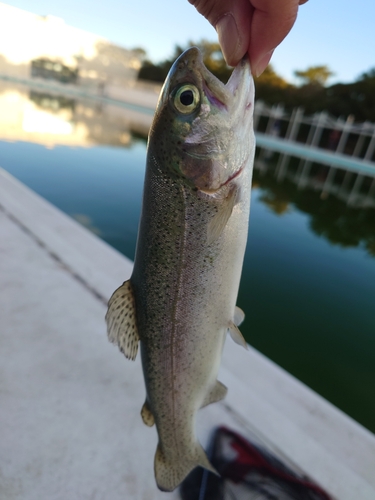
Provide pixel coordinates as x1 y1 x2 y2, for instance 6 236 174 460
172 47 252 110
200 50 252 111
226 55 251 94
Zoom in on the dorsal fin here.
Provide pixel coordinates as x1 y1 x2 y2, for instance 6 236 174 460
105 280 139 360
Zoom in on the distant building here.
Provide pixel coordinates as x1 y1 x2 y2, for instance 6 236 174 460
0 2 143 91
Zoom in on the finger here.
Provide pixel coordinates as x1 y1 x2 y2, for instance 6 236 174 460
249 0 300 76
189 0 253 66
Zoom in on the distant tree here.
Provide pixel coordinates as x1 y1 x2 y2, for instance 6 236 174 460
137 45 183 82
254 64 293 108
256 65 288 88
138 40 232 83
358 68 375 81
193 40 232 82
294 65 335 86
131 47 147 60
138 60 170 82
325 68 375 123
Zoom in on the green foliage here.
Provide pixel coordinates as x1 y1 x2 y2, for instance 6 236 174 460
294 65 335 86
138 39 231 84
196 40 232 83
254 64 294 108
256 65 289 88
324 68 375 122
358 68 375 81
131 47 147 59
138 59 171 83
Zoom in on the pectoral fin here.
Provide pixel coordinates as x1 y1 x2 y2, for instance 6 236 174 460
201 380 228 408
207 187 237 245
105 280 139 360
229 322 248 349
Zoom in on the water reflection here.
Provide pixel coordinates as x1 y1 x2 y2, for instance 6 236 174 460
1 78 375 258
254 152 375 257
0 80 150 148
71 214 101 236
31 58 78 84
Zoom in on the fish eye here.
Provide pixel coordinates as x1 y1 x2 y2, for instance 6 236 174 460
173 84 200 114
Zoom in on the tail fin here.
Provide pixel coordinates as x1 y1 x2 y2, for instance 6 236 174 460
154 441 218 492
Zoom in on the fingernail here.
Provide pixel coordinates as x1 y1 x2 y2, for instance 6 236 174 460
253 50 274 77
216 14 241 66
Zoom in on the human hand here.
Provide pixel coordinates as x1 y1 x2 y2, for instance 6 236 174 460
189 0 308 76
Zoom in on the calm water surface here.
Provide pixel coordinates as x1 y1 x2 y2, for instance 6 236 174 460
1 82 374 433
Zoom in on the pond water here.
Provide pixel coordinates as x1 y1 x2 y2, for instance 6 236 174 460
1 81 374 433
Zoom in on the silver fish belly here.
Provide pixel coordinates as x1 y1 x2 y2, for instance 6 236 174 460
106 47 255 492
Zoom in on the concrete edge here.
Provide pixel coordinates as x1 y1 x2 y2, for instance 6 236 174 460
0 167 133 302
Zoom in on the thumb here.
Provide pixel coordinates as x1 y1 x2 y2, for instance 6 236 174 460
188 0 252 66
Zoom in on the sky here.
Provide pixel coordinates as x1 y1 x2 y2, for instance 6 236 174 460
2 0 374 85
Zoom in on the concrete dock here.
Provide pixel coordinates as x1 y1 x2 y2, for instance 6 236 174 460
1 167 375 499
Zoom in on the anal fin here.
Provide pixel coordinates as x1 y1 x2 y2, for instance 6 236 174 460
141 400 155 427
229 322 248 349
105 280 139 360
201 380 228 408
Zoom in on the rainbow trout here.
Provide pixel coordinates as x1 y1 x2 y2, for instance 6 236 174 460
106 47 255 491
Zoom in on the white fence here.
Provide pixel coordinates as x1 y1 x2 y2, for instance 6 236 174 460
254 101 375 163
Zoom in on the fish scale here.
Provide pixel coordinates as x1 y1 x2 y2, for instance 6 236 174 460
106 46 255 492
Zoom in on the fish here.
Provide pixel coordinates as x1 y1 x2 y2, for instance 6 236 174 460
105 46 255 492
